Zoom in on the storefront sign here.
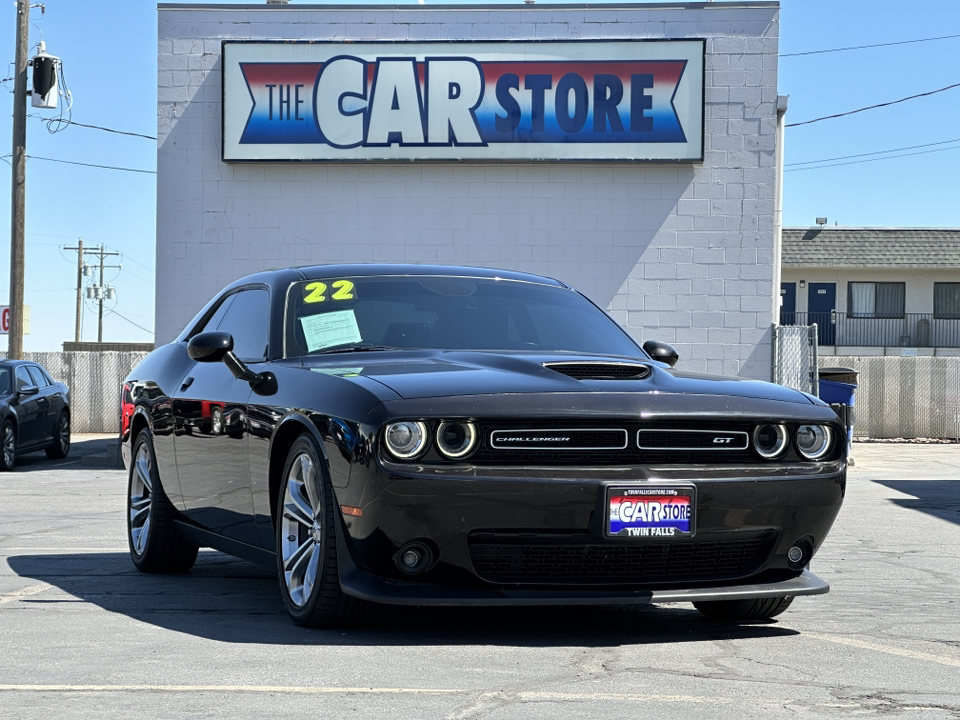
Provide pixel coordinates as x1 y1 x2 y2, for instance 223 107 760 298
222 41 703 162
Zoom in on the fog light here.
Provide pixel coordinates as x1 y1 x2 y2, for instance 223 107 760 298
788 545 804 563
395 541 435 575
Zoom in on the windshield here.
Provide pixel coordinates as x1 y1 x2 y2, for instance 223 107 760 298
284 276 642 358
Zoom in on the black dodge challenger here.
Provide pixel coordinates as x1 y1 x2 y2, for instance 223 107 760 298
121 264 845 627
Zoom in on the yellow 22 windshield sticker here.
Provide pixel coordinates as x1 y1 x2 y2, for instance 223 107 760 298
303 280 355 303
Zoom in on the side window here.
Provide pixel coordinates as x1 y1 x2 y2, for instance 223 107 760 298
195 294 236 335
215 288 270 361
15 366 32 392
27 366 50 388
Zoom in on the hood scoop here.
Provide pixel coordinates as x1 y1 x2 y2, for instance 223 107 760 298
543 361 652 381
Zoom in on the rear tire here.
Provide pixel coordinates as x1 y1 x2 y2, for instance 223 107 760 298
694 596 795 621
45 411 70 459
127 429 199 573
0 419 16 471
276 433 363 628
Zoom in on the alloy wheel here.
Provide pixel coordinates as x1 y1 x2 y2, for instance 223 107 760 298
280 452 322 607
57 414 70 454
129 441 153 555
2 424 15 468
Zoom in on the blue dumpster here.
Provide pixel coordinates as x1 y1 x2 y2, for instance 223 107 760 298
817 367 858 457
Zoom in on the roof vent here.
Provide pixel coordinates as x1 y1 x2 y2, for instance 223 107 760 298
543 362 651 381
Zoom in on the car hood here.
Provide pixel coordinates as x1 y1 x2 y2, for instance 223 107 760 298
300 350 816 406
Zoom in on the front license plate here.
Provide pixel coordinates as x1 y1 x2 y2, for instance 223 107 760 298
605 485 696 540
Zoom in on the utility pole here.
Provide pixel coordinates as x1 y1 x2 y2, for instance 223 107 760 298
8 0 29 358
88 245 120 342
63 238 84 341
64 242 120 343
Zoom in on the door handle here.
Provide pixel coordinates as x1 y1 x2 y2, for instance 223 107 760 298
181 376 195 391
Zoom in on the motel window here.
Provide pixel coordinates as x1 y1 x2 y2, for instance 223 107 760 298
934 283 960 319
848 282 905 319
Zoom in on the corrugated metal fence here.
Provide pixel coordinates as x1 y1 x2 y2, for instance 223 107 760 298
1 351 148 433
821 356 960 440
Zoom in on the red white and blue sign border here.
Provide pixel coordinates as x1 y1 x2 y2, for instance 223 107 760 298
221 40 705 162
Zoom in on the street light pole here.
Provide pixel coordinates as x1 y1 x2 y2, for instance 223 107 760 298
8 0 29 358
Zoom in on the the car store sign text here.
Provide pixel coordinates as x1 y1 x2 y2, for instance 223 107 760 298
222 40 704 162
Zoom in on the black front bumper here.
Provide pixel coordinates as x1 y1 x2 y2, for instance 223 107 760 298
332 460 846 605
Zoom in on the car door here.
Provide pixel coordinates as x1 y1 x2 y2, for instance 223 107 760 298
12 366 44 449
26 365 61 445
173 286 270 546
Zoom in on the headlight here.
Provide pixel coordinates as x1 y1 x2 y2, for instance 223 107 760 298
436 421 478 459
753 424 788 459
384 421 428 460
795 425 832 460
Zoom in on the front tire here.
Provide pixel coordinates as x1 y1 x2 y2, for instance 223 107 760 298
127 429 199 573
45 411 70 459
0 419 16 471
694 596 795 621
276 433 363 627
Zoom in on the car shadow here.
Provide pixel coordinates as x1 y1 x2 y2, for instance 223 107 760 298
12 435 119 472
873 479 960 527
7 550 799 646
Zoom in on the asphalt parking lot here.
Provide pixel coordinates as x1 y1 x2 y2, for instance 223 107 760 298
1 439 958 719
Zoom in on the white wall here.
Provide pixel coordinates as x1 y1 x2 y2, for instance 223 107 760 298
157 2 780 378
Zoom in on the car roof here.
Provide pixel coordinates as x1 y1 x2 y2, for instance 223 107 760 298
230 264 568 290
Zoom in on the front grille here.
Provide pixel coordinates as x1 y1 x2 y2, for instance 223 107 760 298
543 362 651 380
469 419 759 465
638 429 750 451
491 428 628 450
469 531 775 585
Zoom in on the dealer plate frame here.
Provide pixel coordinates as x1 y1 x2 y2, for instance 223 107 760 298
603 483 697 541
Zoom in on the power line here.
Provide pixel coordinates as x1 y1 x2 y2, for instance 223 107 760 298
27 114 156 140
786 137 960 167
786 82 960 128
782 32 960 58
785 144 960 172
25 154 156 174
106 308 152 335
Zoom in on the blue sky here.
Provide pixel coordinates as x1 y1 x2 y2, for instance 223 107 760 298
1 0 958 351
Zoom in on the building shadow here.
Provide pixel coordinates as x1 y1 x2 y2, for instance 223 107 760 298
7 550 799 647
873 479 960 527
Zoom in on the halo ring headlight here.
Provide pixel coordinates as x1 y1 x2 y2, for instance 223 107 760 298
753 423 788 459
436 421 478 460
795 424 832 460
384 421 429 460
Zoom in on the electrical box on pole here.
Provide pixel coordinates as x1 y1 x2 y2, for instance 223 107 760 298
30 41 59 110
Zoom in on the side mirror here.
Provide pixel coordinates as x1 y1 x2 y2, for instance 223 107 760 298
643 340 680 368
187 331 277 396
18 384 39 397
188 331 233 363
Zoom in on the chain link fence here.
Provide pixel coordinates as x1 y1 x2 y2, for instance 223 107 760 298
1 351 148 433
822 356 960 440
773 324 818 394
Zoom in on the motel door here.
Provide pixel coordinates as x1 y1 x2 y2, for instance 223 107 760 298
808 283 836 345
780 283 796 325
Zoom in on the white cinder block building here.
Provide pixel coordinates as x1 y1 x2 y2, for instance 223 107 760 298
157 1 781 378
